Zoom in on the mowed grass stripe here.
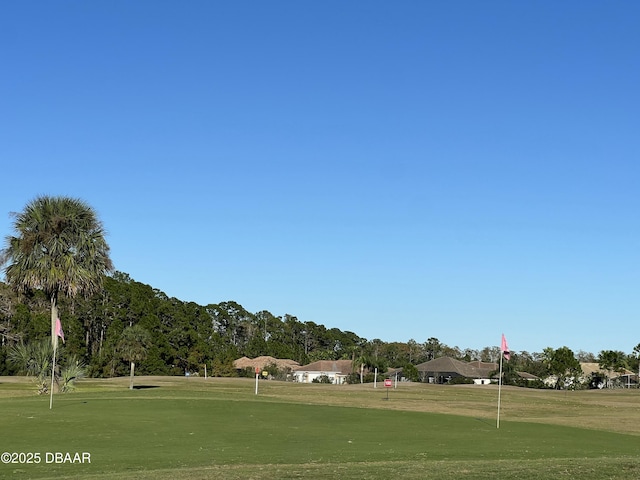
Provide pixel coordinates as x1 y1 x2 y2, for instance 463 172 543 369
10 459 640 480
2 383 639 479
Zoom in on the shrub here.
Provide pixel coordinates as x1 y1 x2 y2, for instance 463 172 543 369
345 373 361 384
403 363 420 382
447 376 474 385
312 375 332 384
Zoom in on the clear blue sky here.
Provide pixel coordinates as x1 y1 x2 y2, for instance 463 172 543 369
1 1 639 355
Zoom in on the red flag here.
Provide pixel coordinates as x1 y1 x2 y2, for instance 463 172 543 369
55 318 65 344
501 334 510 360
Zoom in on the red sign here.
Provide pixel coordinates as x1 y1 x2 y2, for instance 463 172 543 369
255 367 260 374
384 379 392 388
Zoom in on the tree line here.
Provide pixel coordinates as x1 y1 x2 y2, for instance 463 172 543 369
1 196 639 388
1 270 639 387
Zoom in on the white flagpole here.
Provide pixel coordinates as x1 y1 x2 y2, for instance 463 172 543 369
497 351 503 429
49 337 57 410
255 369 259 395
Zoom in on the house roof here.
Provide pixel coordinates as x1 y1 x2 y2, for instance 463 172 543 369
294 360 353 376
233 356 300 370
468 360 499 370
516 371 540 380
580 362 635 378
415 357 497 379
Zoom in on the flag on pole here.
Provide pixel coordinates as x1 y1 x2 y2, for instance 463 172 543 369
55 318 65 344
497 334 509 429
501 333 510 361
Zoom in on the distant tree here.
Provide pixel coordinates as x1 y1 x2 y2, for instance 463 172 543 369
1 196 113 349
0 282 19 345
366 338 385 362
576 350 596 363
462 348 478 362
406 339 422 364
118 324 152 389
598 350 627 388
382 342 404 367
516 351 547 378
479 346 500 363
501 353 519 385
441 344 462 360
307 350 334 362
353 354 370 383
424 337 442 360
211 355 236 377
403 363 420 382
544 346 582 390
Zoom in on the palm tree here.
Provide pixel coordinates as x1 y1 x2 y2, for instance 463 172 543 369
1 196 113 348
118 324 152 389
598 350 627 388
8 340 86 394
8 339 53 394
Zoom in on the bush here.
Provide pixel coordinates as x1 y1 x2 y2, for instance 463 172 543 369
312 375 333 384
345 373 361 384
403 364 420 382
447 376 474 385
59 355 86 392
211 357 238 377
521 379 550 389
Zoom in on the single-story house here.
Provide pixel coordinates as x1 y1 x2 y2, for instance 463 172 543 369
566 363 637 388
293 360 354 384
416 357 497 384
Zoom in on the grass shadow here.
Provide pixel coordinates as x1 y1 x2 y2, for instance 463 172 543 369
475 417 495 428
53 400 89 409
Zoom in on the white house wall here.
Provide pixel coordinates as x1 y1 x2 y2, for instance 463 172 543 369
294 371 346 384
473 379 492 385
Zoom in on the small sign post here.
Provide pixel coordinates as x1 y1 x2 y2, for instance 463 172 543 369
384 378 392 400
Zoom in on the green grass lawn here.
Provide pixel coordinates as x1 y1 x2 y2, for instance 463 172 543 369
1 377 639 479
